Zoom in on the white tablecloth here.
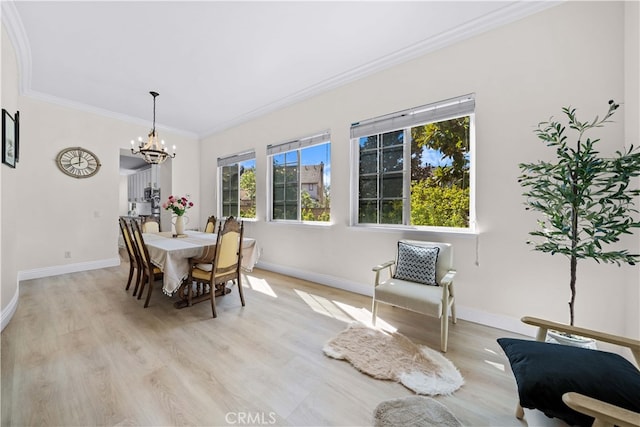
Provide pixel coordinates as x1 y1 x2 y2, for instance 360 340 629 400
143 230 258 296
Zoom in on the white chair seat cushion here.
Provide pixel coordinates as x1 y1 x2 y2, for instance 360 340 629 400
375 277 443 317
196 263 212 272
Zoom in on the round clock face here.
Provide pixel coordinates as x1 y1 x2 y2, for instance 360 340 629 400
56 147 101 178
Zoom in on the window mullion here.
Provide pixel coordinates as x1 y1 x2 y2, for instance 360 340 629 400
297 150 302 221
403 128 411 225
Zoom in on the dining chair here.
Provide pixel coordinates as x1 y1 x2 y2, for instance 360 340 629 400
204 215 217 233
130 219 164 308
141 217 160 233
187 216 245 317
372 240 456 352
118 217 142 296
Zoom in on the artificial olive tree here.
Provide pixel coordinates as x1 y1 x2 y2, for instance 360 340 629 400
518 100 640 326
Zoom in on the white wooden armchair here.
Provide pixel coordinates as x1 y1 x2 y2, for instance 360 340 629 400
372 240 456 352
499 317 640 427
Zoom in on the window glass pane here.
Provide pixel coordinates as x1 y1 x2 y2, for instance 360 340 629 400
270 140 331 222
381 174 403 198
272 151 298 220
359 151 378 175
382 130 403 147
219 157 256 220
359 176 378 199
410 116 470 227
300 142 330 222
358 200 378 223
359 135 378 150
354 104 472 229
382 146 403 172
239 159 256 219
381 199 403 224
221 165 238 217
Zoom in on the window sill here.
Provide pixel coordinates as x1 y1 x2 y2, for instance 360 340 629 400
267 219 333 228
348 224 479 238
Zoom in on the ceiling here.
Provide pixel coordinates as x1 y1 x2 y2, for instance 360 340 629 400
4 1 558 139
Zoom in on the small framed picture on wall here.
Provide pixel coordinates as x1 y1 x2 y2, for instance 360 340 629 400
2 109 19 168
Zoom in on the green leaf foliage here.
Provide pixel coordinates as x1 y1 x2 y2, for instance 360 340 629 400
519 100 640 265
518 100 640 325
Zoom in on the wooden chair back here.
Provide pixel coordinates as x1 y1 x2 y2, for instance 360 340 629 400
119 217 138 266
131 219 154 274
213 216 244 282
130 219 163 307
119 216 143 295
204 215 217 233
141 217 160 233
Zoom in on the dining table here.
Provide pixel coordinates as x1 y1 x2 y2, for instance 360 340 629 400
143 230 259 303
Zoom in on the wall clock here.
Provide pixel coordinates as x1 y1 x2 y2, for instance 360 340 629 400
56 147 101 178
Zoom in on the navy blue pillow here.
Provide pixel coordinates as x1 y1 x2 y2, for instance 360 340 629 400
497 338 640 427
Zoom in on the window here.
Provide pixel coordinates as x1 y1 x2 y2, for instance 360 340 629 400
351 94 475 230
218 150 256 219
267 131 331 222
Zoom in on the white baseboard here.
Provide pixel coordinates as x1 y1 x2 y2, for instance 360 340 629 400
1 280 19 332
17 257 120 281
255 260 536 338
256 260 372 297
2 257 121 332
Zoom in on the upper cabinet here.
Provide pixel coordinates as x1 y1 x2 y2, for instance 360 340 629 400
127 168 152 202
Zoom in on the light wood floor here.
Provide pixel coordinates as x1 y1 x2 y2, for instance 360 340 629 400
1 256 566 426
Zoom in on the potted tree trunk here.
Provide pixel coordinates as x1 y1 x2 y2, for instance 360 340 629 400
518 100 640 342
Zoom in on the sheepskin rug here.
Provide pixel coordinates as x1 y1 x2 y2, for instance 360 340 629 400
373 395 463 427
323 322 464 395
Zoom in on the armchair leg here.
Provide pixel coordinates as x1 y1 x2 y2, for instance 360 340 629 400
515 403 524 420
441 313 449 353
451 302 457 324
441 295 449 352
371 301 378 326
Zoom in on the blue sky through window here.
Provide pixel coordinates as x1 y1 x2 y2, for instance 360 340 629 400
301 143 331 187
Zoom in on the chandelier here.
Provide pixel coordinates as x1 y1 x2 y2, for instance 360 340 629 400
130 91 176 164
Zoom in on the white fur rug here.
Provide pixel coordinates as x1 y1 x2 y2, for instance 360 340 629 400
323 322 464 395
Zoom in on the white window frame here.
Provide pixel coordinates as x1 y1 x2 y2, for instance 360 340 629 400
349 94 476 233
217 150 256 220
267 130 331 223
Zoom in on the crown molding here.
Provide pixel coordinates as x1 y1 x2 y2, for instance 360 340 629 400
1 0 32 95
199 0 563 138
25 89 199 139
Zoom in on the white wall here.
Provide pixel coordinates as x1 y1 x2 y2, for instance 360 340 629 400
624 0 640 340
12 97 200 273
199 2 639 337
1 24 20 329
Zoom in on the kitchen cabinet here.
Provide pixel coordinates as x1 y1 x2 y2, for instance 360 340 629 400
127 167 152 202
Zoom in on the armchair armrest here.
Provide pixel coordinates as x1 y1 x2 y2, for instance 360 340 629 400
372 260 395 272
372 260 395 287
562 392 640 427
521 316 640 365
440 270 456 285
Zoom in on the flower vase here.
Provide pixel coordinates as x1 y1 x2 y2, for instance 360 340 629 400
175 215 185 235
